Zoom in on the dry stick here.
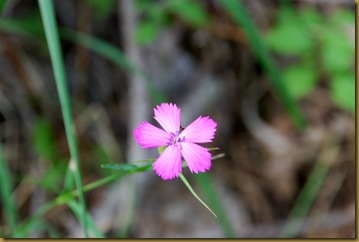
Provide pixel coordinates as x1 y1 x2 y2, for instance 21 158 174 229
116 0 150 235
69 0 151 237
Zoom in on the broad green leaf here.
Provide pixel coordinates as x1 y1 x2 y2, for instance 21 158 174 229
135 21 160 45
282 62 318 99
329 9 355 26
265 7 313 55
320 29 354 73
167 0 210 26
300 7 323 32
330 73 355 113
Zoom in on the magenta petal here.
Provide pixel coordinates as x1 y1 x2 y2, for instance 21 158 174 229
154 103 180 134
181 142 211 174
153 144 182 180
180 116 217 143
134 122 171 148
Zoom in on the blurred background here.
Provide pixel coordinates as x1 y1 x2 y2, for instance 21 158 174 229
0 0 355 238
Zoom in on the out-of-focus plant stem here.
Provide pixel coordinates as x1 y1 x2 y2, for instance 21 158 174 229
38 0 89 237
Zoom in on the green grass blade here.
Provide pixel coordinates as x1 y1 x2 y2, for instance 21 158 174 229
18 172 123 237
220 0 306 129
179 173 217 218
280 143 339 237
67 200 105 238
280 162 330 237
0 142 19 237
37 0 89 237
195 173 235 237
16 201 57 237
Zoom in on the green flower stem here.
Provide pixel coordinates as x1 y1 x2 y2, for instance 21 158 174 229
220 0 306 129
179 173 217 218
38 0 88 237
0 142 19 237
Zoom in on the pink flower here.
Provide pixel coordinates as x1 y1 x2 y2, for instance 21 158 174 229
134 103 217 180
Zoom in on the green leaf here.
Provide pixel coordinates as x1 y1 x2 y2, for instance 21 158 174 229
38 162 67 193
330 73 355 113
167 0 210 26
101 163 153 173
329 9 355 26
301 8 323 26
282 62 318 99
265 7 313 55
32 117 57 161
300 7 324 33
0 0 8 14
320 29 354 74
135 21 160 45
84 0 116 19
157 146 166 154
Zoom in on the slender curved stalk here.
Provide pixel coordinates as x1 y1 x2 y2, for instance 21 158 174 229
37 0 88 237
179 173 217 218
280 141 339 237
0 142 19 237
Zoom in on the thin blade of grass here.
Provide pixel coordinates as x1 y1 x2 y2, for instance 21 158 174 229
17 172 123 237
37 0 89 237
0 142 19 237
67 200 105 238
179 173 217 218
280 139 340 237
195 173 235 237
220 0 306 129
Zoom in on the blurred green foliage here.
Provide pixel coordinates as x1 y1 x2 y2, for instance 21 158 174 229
0 0 7 13
265 7 355 113
135 0 210 45
32 117 68 193
84 0 116 19
33 117 57 161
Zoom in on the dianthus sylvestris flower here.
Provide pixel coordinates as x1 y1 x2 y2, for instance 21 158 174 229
134 103 217 180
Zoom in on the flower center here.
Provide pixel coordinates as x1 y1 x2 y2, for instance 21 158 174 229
170 131 185 144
